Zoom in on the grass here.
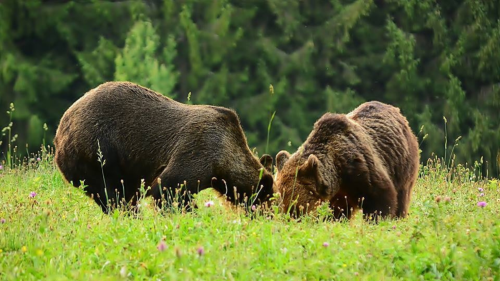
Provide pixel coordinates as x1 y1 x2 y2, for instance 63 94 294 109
0 153 499 281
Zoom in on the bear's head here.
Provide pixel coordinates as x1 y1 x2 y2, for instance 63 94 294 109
274 150 338 217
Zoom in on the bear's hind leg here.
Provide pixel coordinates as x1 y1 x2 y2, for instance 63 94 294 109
395 180 416 218
84 171 137 214
78 178 112 214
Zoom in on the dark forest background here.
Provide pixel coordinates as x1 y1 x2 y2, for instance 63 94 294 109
0 0 499 176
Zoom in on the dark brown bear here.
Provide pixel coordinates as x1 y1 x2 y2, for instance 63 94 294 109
54 81 275 213
274 101 419 221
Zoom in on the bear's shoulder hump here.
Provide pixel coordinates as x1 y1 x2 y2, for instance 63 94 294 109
314 113 350 133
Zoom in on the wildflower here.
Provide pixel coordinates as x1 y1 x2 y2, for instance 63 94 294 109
392 225 396 230
204 201 214 207
444 196 451 203
0 165 3 170
36 157 41 162
480 193 485 197
29 192 37 198
322 242 329 247
477 201 487 208
0 218 5 224
478 188 484 192
36 249 43 256
21 246 27 253
157 241 167 252
435 196 441 203
251 205 256 211
197 246 205 256
120 266 127 278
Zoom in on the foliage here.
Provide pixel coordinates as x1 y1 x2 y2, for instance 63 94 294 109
0 0 499 175
115 20 178 97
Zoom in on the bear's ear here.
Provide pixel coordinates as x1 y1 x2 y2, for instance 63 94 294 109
298 154 331 199
276 150 291 172
298 154 320 180
259 154 273 173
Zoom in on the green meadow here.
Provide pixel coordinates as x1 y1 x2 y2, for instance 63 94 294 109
2 1 500 280
0 150 499 280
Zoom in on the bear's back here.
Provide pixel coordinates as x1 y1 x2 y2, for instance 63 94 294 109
54 81 249 168
347 101 419 189
79 81 177 114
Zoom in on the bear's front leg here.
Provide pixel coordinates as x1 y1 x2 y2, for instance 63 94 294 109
360 177 398 223
149 166 198 213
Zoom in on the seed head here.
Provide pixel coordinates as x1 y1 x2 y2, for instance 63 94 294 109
175 247 182 258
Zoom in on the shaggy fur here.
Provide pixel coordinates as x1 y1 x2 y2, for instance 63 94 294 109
54 81 274 213
275 101 419 221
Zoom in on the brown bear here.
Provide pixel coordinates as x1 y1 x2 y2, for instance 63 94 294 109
53 81 275 213
274 101 419 221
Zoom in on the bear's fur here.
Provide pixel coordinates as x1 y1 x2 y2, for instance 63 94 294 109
274 101 419 221
54 81 275 213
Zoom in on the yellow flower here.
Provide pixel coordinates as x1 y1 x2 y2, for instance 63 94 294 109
36 249 43 256
21 246 27 253
0 249 3 253
342 264 347 268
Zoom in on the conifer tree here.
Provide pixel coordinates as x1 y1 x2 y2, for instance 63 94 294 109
115 20 178 97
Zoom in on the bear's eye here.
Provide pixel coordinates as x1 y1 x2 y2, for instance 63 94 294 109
303 183 319 195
